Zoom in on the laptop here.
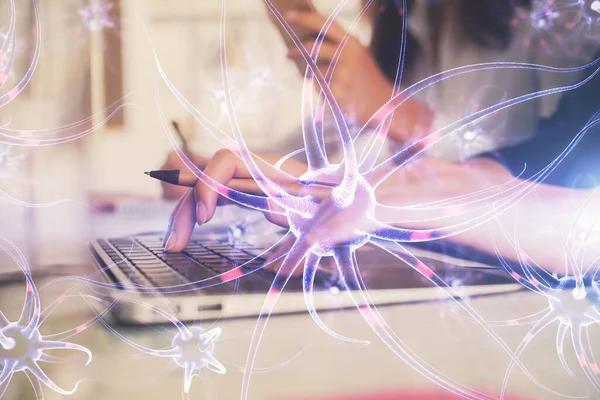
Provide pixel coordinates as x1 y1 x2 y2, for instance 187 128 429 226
89 207 523 324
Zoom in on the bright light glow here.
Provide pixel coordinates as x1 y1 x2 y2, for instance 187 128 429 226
171 326 227 393
514 0 600 56
77 0 114 31
462 130 477 141
151 1 600 399
86 295 226 395
0 238 94 398
495 188 600 395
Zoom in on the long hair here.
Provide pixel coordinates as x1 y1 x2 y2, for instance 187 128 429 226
369 0 532 82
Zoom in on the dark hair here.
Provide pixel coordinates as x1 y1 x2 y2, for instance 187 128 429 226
370 0 532 82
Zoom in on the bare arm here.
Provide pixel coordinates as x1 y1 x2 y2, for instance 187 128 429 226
374 157 596 274
165 149 595 275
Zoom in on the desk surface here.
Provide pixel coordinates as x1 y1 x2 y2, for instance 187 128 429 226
0 278 595 400
0 203 596 400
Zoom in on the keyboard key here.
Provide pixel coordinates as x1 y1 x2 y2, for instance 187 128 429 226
100 236 283 295
134 264 169 272
162 254 192 262
184 250 213 256
123 250 152 256
236 274 271 292
129 276 148 286
137 239 163 245
129 255 160 261
219 250 250 258
171 262 211 279
131 258 166 264
201 260 236 273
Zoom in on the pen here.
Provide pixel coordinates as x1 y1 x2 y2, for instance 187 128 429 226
171 120 189 153
145 169 337 197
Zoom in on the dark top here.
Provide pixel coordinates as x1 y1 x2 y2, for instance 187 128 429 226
482 63 600 189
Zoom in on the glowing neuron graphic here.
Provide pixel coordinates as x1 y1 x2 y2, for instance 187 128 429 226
494 162 600 398
0 237 95 399
514 0 600 56
77 0 115 31
85 295 225 396
62 0 120 48
0 31 18 84
434 86 508 161
0 0 127 208
0 0 125 145
150 0 600 398
530 0 561 31
0 144 24 181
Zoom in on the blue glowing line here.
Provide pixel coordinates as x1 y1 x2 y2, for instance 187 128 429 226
298 0 353 170
331 245 497 400
241 238 310 399
144 2 600 399
82 294 226 395
0 0 37 111
47 232 294 294
0 0 17 90
150 41 306 203
373 241 585 399
0 100 130 147
302 252 369 345
358 0 408 173
368 60 600 188
222 2 336 211
371 116 600 245
495 188 600 396
263 0 359 198
154 87 282 215
0 0 130 150
0 238 93 397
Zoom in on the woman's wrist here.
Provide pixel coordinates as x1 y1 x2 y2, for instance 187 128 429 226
449 184 593 274
384 99 436 144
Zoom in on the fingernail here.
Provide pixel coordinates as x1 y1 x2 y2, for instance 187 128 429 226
196 202 207 225
162 223 172 246
285 11 297 20
164 231 178 252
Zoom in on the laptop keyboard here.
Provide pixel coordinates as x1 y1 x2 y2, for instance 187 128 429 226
96 237 338 294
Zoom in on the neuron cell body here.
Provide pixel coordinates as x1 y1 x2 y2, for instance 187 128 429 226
551 276 600 326
170 326 226 393
89 295 226 396
288 169 376 257
0 238 94 398
532 5 561 30
581 0 600 22
78 0 114 31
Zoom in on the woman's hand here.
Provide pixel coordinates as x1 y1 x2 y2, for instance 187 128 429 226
160 151 210 200
164 150 310 252
375 157 514 210
164 149 510 250
285 11 434 142
164 148 600 276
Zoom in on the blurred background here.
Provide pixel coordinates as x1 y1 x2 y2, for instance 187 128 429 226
2 2 600 399
0 0 368 268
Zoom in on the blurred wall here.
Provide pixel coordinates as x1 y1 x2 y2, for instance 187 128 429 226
84 0 368 197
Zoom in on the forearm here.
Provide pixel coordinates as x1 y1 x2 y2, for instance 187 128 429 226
379 97 435 144
374 156 598 274
449 183 595 274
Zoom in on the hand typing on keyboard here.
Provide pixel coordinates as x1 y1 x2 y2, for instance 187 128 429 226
162 150 317 254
